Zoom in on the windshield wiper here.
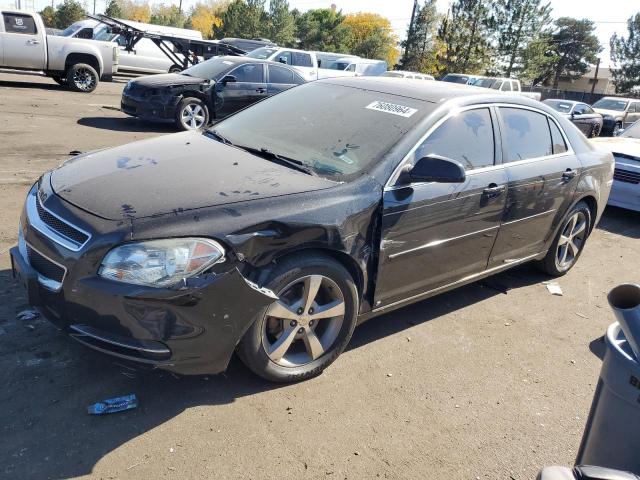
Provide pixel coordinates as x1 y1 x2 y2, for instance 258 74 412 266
235 145 316 176
207 129 234 146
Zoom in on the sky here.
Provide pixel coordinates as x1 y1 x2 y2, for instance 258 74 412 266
5 0 637 67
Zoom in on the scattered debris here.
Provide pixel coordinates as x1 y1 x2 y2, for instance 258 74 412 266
575 312 589 319
17 309 39 321
87 394 138 415
570 360 576 365
545 283 563 296
169 447 175 453
504 322 511 327
68 150 83 156
386 373 393 377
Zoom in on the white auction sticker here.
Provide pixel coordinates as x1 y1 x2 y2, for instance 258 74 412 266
366 101 417 118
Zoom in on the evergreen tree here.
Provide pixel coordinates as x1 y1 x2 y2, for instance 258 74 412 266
105 0 122 18
294 8 348 52
548 18 600 88
39 5 57 27
493 0 552 77
436 0 494 75
54 0 86 29
265 0 295 45
214 0 265 39
400 0 440 73
610 13 640 94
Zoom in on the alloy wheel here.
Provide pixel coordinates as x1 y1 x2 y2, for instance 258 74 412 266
556 211 587 270
180 104 206 130
262 275 346 367
73 67 96 92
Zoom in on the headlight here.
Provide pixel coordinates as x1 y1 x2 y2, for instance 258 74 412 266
99 238 225 287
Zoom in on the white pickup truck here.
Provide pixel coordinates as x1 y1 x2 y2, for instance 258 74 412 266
246 46 356 81
0 10 119 92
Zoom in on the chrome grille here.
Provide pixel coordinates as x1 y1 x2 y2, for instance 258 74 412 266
614 168 640 185
36 199 89 244
27 190 91 252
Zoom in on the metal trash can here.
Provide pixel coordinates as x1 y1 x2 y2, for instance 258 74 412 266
576 284 640 474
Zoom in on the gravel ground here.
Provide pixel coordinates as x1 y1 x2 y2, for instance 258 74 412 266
0 71 638 480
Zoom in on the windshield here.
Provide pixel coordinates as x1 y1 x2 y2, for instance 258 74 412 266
470 78 495 88
441 74 469 84
329 62 350 70
59 23 82 36
209 83 430 180
544 100 574 114
92 25 117 42
593 98 629 111
181 58 235 79
246 47 278 60
621 121 640 139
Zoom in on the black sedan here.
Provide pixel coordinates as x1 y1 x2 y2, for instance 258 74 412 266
543 99 604 137
12 78 613 382
121 56 305 131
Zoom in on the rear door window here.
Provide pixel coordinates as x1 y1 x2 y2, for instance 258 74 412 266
292 52 313 67
500 108 554 161
3 13 37 34
231 63 264 83
268 64 294 84
275 51 292 65
416 108 495 170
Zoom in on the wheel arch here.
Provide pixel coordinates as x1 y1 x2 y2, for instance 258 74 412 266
64 53 101 75
258 247 365 304
576 194 598 233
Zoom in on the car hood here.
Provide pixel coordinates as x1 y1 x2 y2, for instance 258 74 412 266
593 108 623 118
50 132 336 220
130 73 206 88
590 137 640 159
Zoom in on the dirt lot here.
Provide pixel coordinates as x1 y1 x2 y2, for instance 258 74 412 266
0 71 639 480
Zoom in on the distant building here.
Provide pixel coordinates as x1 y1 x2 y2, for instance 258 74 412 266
556 66 616 95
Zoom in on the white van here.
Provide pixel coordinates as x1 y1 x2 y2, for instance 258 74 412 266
246 46 318 80
328 57 387 76
382 70 435 81
59 18 202 74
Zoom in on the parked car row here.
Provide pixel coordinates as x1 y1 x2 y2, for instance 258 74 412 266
12 75 615 382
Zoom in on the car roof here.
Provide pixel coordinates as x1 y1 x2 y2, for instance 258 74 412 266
598 96 638 102
545 99 578 105
317 76 543 106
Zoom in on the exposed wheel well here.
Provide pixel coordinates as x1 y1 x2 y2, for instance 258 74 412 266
65 54 100 75
578 195 598 232
270 248 365 300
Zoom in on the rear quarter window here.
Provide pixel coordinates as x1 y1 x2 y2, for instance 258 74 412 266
292 52 313 67
3 13 37 34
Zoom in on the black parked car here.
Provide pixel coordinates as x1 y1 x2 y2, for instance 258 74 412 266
121 56 305 131
543 99 604 137
12 78 613 382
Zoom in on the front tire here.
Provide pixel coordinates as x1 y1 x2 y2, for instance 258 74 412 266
175 97 209 131
589 123 601 138
613 122 623 137
537 201 591 276
66 63 99 93
237 253 358 383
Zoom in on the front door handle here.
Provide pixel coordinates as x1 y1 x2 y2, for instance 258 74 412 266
483 184 506 196
27 39 40 45
256 87 266 93
562 168 577 181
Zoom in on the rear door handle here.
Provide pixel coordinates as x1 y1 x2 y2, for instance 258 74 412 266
256 87 266 93
483 184 506 196
562 168 577 181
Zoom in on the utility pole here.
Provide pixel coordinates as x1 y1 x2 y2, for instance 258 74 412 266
93 0 96 14
178 0 183 14
401 0 419 67
589 57 600 103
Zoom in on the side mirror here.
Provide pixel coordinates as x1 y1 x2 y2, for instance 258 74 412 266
408 155 466 183
278 56 287 64
221 75 237 84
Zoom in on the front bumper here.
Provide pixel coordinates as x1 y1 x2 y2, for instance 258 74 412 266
120 92 177 123
12 181 277 375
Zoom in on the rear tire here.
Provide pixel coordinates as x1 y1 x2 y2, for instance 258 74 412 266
237 253 358 383
589 123 601 138
536 201 592 277
169 65 182 73
613 122 623 137
66 63 99 93
175 97 209 131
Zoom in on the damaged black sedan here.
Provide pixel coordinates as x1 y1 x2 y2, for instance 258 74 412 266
11 78 613 382
121 56 305 131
